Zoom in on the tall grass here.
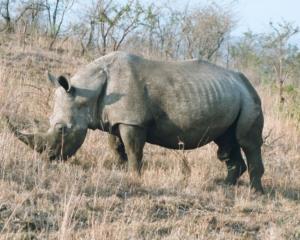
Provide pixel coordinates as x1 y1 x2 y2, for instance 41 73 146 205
0 36 299 239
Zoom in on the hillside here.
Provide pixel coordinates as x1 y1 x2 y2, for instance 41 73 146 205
0 37 300 240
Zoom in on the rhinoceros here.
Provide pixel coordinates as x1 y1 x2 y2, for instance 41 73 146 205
7 51 265 193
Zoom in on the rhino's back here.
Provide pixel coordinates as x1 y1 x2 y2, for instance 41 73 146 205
138 58 245 149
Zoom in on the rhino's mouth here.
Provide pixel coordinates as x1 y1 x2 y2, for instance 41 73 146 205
5 115 87 160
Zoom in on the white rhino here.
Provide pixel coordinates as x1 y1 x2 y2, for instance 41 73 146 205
7 51 265 193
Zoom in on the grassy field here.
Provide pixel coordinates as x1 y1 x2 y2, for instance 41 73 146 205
0 36 300 240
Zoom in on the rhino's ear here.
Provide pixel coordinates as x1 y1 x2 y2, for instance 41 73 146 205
57 75 72 92
47 72 73 93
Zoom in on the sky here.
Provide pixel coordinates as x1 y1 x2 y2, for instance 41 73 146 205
184 0 300 41
229 0 300 35
74 0 300 44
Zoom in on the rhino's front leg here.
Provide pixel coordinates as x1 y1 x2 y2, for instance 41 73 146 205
118 124 146 174
108 134 128 166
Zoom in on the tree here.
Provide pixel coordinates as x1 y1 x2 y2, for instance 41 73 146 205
151 7 183 59
0 0 14 32
229 31 264 83
0 0 45 34
44 0 75 49
261 21 299 103
15 0 46 36
230 31 261 70
86 0 144 55
140 4 183 59
181 3 234 61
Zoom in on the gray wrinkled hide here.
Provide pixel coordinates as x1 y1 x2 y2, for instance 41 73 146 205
87 52 262 150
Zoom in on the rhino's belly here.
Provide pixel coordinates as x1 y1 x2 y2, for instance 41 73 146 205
146 97 240 149
146 119 230 150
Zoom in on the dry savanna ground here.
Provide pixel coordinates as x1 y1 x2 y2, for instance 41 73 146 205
0 36 300 240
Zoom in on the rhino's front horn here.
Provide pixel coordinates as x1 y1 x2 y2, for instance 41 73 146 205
5 115 55 155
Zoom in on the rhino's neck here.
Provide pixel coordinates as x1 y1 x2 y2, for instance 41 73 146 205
88 100 103 131
96 97 110 132
86 81 108 131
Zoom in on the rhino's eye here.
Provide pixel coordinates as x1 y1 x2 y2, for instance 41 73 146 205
55 123 73 134
55 123 68 133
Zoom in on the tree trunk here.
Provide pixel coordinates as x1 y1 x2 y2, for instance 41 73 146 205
279 78 285 104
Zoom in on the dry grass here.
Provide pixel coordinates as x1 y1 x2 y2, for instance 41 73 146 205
0 38 300 240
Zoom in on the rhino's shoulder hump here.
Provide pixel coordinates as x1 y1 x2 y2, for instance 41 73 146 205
102 51 143 63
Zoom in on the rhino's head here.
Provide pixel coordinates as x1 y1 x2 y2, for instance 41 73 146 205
7 68 107 160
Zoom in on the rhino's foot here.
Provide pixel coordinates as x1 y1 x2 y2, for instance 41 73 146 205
252 182 264 195
224 161 247 185
249 173 264 194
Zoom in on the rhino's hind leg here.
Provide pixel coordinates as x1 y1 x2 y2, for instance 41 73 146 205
241 147 264 193
237 130 264 193
108 134 128 166
215 130 247 185
236 107 265 193
118 124 146 174
224 145 247 185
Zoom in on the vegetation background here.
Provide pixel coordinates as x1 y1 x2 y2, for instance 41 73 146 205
0 0 299 239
